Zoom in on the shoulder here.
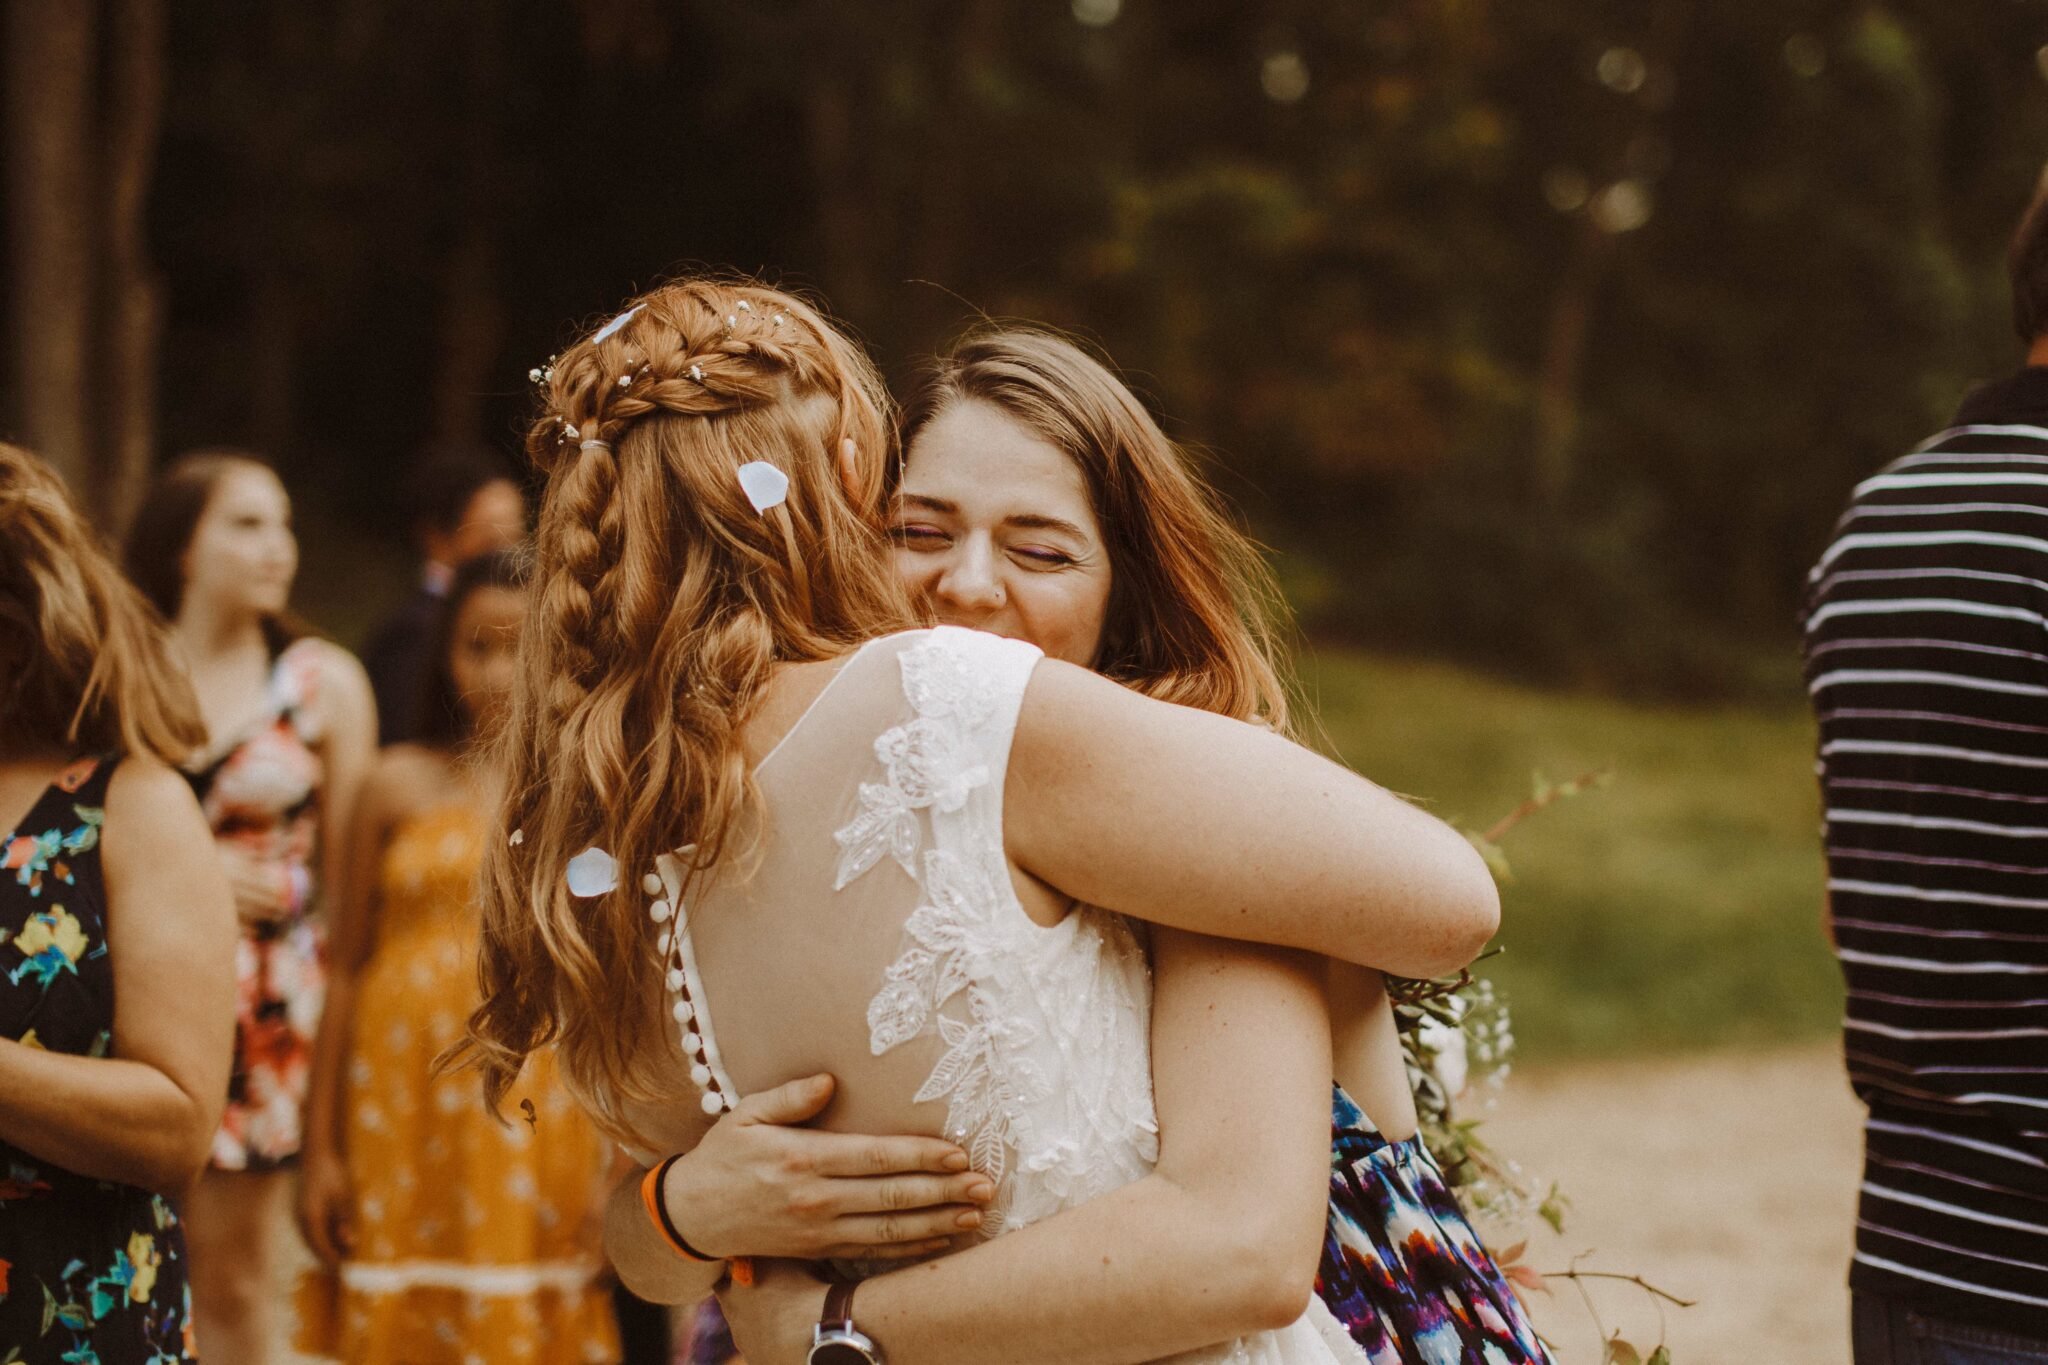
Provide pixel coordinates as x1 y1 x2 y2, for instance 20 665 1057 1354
287 637 377 739
101 756 217 870
292 637 373 697
104 754 207 828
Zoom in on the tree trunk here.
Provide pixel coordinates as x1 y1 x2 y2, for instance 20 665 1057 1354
4 0 100 491
102 0 167 535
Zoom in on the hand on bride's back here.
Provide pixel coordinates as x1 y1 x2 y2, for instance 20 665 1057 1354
662 1073 997 1262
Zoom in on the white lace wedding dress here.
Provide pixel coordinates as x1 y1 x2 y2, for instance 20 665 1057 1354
627 626 1363 1363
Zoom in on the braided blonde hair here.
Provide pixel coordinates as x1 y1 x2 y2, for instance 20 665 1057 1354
462 278 912 1131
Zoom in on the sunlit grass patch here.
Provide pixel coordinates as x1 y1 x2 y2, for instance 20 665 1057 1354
1301 649 1838 1061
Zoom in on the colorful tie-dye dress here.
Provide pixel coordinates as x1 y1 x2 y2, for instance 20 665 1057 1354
184 638 328 1171
1317 1085 1552 1365
0 756 200 1362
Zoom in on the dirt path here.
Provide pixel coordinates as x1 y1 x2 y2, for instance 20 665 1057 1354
1475 1041 1863 1365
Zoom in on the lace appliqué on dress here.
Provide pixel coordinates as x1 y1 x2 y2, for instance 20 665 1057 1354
841 637 1043 1219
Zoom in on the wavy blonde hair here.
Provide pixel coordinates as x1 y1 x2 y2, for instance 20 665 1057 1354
0 443 207 764
462 278 912 1131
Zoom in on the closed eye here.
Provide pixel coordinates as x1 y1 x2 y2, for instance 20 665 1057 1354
890 524 951 549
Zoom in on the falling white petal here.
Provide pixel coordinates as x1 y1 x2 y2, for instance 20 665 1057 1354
592 304 643 344
737 461 790 514
565 847 620 898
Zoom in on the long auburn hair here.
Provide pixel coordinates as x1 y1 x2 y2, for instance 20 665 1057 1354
0 444 207 764
462 278 911 1130
900 327 1295 735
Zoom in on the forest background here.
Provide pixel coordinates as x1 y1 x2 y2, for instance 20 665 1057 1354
9 0 2048 1062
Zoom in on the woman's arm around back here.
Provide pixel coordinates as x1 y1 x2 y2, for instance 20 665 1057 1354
1007 658 1499 979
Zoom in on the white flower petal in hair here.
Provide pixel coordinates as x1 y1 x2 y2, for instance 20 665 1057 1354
737 461 790 513
689 364 704 383
593 304 643 344
566 846 620 898
737 301 752 312
509 828 524 847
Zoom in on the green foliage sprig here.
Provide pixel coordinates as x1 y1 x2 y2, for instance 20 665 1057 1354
1393 767 1693 1362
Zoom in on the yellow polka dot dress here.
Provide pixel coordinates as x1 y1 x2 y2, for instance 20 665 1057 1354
295 803 618 1364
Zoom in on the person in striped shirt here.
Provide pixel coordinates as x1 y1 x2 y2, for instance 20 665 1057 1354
1805 178 2048 1363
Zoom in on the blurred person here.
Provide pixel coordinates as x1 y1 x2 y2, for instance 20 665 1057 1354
0 444 236 1361
1804 177 2048 1362
462 279 1499 1365
674 328 1550 1365
361 446 526 746
125 450 377 1364
294 550 618 1362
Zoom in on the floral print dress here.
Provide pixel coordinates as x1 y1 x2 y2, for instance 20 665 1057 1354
0 756 199 1363
1318 1086 1552 1365
184 638 328 1170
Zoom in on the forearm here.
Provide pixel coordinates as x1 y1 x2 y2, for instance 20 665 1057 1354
301 972 357 1157
604 1165 727 1305
835 1170 1309 1365
0 1039 215 1193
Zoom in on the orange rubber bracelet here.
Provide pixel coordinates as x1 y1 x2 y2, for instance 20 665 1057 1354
640 1156 715 1263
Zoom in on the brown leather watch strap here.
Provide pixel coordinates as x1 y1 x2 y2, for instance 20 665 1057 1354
822 1279 859 1331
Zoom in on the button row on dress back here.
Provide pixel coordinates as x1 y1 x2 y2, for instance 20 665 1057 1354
646 865 732 1117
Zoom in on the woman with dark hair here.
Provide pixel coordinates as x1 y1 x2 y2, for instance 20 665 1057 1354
294 549 618 1363
124 449 377 1363
0 443 235 1362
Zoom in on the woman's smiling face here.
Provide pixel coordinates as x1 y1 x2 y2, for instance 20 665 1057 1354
891 399 1113 668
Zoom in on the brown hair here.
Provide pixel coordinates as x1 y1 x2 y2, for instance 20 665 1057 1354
122 448 302 654
462 277 911 1131
0 444 207 763
900 326 1295 734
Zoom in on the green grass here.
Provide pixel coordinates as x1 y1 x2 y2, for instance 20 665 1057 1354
1301 648 1841 1063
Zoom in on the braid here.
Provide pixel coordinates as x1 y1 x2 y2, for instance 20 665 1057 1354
463 277 913 1132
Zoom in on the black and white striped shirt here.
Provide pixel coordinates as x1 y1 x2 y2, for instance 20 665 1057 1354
1804 368 2048 1334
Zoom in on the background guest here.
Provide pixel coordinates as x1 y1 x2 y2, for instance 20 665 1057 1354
361 447 527 746
125 449 377 1364
0 442 236 1362
295 549 619 1363
1804 177 2048 1362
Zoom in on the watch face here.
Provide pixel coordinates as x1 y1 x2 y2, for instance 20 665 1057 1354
810 1341 876 1365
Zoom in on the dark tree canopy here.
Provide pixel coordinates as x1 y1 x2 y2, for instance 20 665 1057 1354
7 0 2046 694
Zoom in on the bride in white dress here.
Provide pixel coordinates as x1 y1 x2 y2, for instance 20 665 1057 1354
463 279 1498 1364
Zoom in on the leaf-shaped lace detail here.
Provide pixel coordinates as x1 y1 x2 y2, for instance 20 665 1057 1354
833 706 990 890
900 633 1000 728
834 781 919 888
866 849 1047 1203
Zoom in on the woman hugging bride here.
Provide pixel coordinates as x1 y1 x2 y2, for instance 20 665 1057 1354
460 276 1548 1365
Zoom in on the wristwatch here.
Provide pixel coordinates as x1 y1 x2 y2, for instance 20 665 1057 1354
808 1280 885 1365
